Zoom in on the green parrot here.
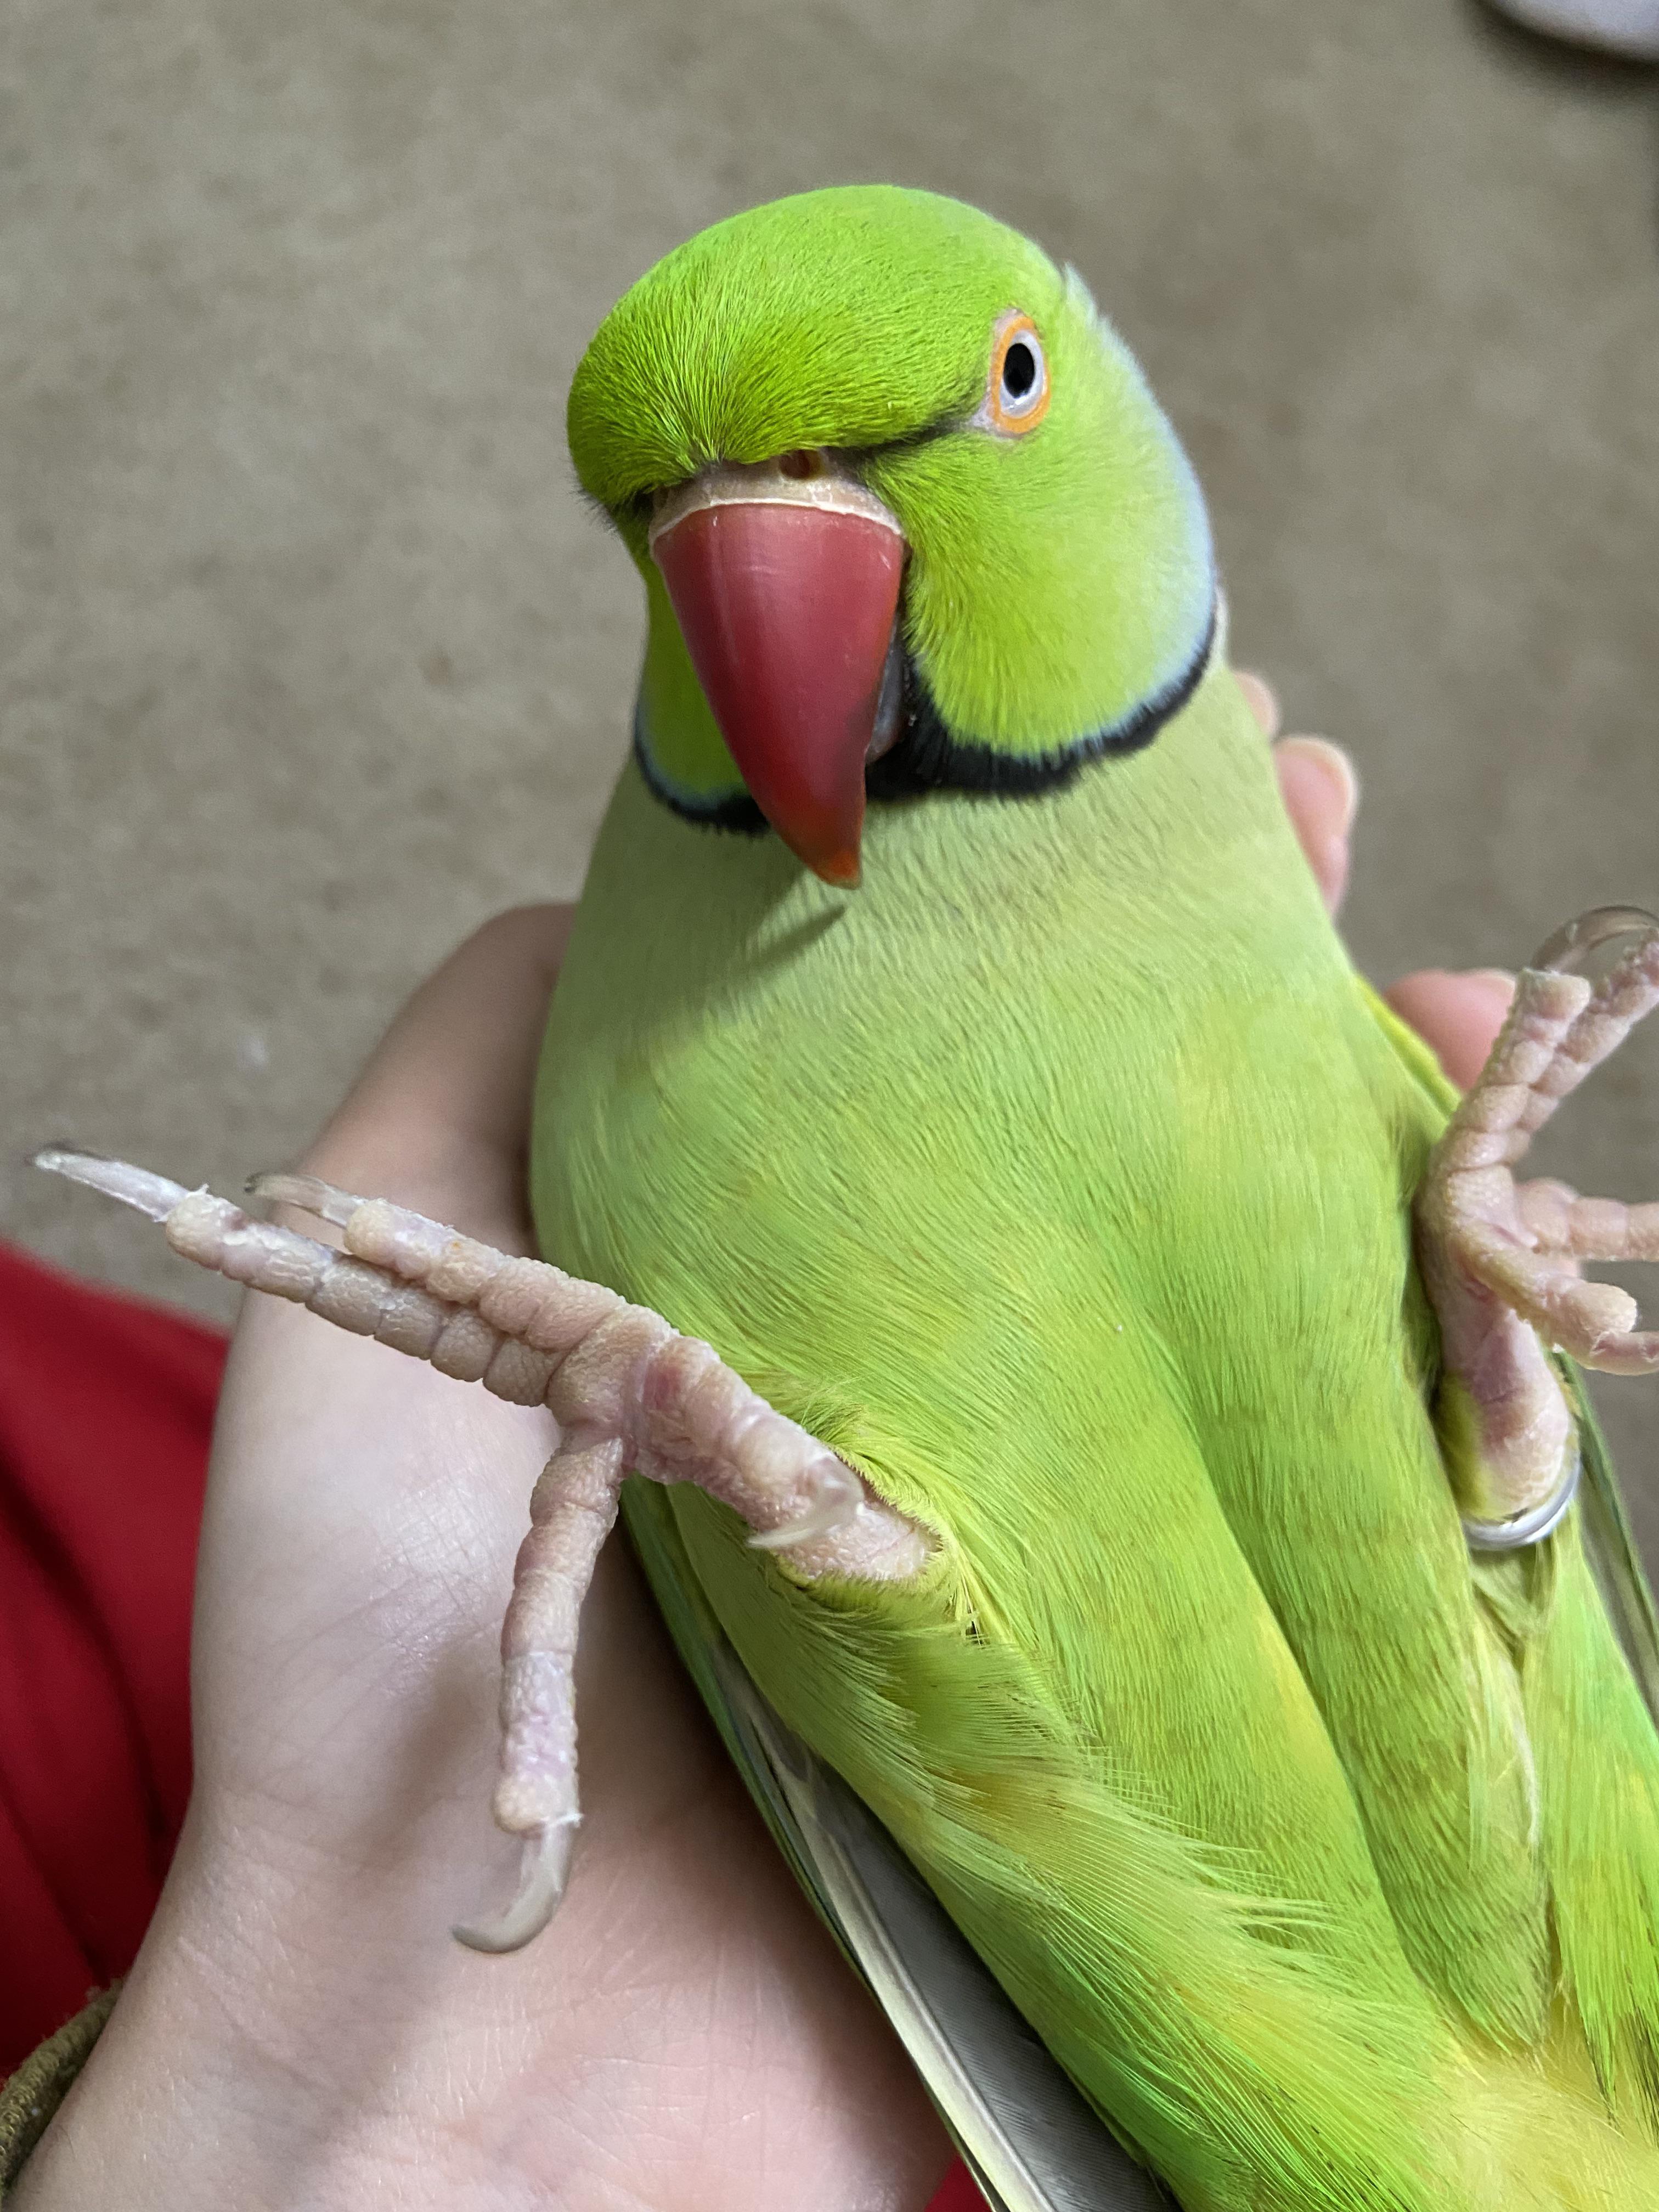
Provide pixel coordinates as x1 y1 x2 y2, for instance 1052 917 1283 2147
531 186 1659 2209
37 182 1659 2210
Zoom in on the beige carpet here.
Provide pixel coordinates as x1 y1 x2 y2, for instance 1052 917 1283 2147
4 0 1656 1523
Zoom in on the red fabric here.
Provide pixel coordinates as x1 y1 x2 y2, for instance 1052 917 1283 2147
927 2162 986 2209
0 1242 223 2073
0 1240 978 2197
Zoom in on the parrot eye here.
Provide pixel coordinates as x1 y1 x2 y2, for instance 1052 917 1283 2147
980 313 1050 436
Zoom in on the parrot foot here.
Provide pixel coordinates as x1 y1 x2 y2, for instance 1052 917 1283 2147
33 1150 931 1949
1415 918 1659 1536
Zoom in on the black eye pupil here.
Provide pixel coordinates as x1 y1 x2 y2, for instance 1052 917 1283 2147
1002 340 1037 399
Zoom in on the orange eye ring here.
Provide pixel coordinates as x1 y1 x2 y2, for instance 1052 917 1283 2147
979 311 1050 436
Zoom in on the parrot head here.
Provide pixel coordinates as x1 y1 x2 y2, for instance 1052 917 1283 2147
567 186 1216 887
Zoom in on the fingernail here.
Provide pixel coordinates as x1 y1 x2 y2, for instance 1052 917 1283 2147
1468 968 1516 995
1276 737 1359 837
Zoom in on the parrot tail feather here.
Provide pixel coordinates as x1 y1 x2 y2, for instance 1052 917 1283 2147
1527 1520 1659 2141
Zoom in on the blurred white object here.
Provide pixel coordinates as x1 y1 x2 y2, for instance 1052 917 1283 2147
1489 0 1659 55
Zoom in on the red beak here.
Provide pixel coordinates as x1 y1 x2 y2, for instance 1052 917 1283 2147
650 481 905 887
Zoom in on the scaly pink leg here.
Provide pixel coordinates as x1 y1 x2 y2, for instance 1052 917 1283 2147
33 1150 930 1949
1415 923 1659 1542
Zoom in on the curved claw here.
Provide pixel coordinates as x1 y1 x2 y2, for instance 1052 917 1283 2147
33 1147 191 1224
452 1822 577 1955
247 1170 360 1226
747 1459 864 1550
1531 905 1659 977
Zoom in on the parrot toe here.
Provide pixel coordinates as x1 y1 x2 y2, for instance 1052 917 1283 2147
32 1147 928 1947
1415 917 1659 1538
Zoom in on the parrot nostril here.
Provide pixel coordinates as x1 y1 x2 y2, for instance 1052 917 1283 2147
777 448 825 480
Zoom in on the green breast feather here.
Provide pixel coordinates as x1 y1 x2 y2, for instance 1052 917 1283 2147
533 187 1659 2209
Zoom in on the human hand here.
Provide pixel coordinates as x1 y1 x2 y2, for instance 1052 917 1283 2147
19 683 1513 2212
19 907 951 2212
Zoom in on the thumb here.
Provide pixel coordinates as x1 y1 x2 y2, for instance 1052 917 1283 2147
1383 968 1514 1093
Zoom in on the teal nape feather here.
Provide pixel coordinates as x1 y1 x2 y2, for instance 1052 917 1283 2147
567 184 1215 799
535 183 1659 2209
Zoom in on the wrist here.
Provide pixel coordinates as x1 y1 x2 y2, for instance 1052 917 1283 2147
11 1802 573 2212
9 1830 414 2212
12 1895 310 2210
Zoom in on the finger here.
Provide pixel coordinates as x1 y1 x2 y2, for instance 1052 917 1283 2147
300 902 575 1250
1237 670 1281 737
1384 968 1515 1092
1273 736 1360 916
